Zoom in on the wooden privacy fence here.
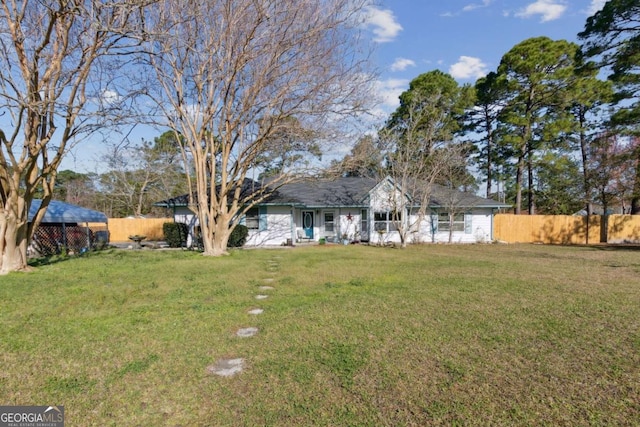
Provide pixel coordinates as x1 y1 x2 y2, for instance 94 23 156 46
494 214 640 244
97 215 640 245
90 218 172 243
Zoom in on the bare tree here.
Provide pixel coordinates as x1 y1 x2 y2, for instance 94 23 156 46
377 127 469 247
374 71 472 248
432 146 477 243
99 133 185 217
331 134 382 178
141 0 372 255
0 1 144 273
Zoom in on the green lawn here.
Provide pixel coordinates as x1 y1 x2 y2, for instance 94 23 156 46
1 244 639 426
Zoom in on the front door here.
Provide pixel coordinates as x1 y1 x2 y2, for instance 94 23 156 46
302 211 314 239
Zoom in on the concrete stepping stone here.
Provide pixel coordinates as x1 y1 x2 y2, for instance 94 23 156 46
259 286 275 291
207 358 244 377
248 308 264 315
236 327 259 337
263 278 275 283
255 294 268 300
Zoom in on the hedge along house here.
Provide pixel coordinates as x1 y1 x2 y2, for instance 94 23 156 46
28 199 109 256
155 177 510 248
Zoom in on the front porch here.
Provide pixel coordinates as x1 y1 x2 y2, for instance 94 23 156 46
293 208 369 245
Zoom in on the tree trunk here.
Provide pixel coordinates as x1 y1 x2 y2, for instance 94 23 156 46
515 154 524 215
631 147 640 214
527 140 535 215
578 109 591 216
485 115 493 199
600 214 609 243
578 112 592 243
203 235 230 255
486 144 493 199
0 211 29 274
398 226 407 248
198 206 231 256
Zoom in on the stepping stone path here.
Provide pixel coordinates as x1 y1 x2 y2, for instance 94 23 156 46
210 256 281 377
207 358 245 377
236 327 259 338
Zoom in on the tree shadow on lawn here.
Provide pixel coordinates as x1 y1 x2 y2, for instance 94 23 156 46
28 247 118 267
583 244 640 252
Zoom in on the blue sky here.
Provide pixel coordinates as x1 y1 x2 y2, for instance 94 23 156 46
61 0 607 172
365 0 607 114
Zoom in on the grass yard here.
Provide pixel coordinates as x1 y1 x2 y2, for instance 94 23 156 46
1 244 639 426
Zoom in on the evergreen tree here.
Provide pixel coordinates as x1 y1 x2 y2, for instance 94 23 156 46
580 0 640 213
496 37 581 214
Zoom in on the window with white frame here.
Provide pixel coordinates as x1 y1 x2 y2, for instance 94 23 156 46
437 212 469 232
374 211 401 232
245 207 259 230
324 212 335 233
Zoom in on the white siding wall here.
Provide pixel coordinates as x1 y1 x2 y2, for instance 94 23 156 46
291 209 362 244
368 181 409 245
245 206 293 246
423 209 494 243
173 207 198 247
338 211 361 241
173 206 293 247
172 203 495 247
366 207 495 245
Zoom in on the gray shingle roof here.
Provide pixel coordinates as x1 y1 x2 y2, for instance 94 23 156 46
429 184 509 209
155 177 510 209
266 177 378 207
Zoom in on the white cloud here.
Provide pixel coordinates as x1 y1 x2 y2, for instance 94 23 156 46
516 0 567 22
449 56 488 80
390 58 416 72
463 0 493 12
100 89 121 106
363 6 403 43
375 78 409 110
586 0 606 15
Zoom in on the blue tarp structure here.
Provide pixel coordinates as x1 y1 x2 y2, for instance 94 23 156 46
29 199 107 224
27 200 108 256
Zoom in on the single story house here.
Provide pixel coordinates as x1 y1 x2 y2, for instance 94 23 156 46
155 177 510 247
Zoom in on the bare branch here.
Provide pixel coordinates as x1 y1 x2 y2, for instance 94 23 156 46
139 0 374 255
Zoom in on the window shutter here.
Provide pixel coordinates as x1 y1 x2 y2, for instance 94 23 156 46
259 206 267 231
464 213 472 234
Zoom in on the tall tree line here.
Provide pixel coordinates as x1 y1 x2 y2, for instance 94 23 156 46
464 0 640 216
333 0 640 220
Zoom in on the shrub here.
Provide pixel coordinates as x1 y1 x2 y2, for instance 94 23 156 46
163 222 188 248
228 224 248 248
